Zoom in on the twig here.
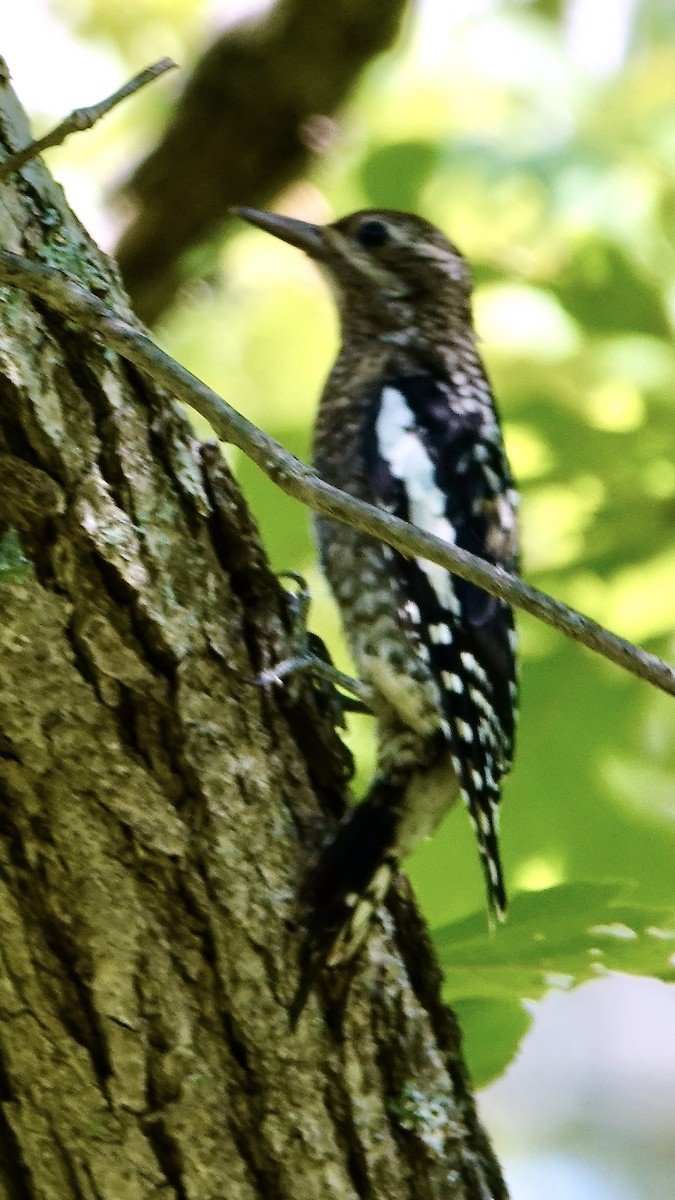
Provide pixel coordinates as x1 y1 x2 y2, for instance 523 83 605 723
256 654 372 703
0 59 177 183
0 249 673 699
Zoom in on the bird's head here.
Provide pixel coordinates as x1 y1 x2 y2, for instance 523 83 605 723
233 207 473 346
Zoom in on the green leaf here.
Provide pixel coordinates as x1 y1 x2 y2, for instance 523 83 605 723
433 883 675 1081
436 882 675 1003
453 998 532 1088
556 241 671 336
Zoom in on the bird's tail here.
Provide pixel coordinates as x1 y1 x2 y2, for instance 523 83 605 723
290 779 402 1025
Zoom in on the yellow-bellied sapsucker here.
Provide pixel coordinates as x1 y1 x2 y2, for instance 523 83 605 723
235 206 519 977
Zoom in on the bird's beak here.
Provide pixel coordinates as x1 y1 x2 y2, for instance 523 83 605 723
232 207 327 260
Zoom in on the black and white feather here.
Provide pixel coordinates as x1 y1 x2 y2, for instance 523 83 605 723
362 373 518 919
234 206 521 1001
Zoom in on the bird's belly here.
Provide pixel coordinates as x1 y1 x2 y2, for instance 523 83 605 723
317 518 442 736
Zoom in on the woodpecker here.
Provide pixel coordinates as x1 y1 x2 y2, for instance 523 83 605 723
235 207 519 979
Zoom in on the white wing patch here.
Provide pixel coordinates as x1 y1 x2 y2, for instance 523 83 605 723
376 387 458 612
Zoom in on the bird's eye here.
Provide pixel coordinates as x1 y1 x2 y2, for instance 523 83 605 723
355 220 390 249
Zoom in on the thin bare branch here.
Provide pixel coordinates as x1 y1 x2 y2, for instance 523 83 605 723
0 59 177 183
0 249 673 698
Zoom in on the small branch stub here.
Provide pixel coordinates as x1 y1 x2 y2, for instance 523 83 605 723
0 59 177 183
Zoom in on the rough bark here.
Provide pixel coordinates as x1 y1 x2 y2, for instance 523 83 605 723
115 0 409 324
0 71 507 1200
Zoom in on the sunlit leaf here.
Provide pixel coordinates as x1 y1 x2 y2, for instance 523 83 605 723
438 882 674 995
433 881 675 1079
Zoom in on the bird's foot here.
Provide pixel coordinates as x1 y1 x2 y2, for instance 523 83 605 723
255 572 371 718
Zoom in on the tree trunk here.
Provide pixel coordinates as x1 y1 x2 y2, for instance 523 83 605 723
0 72 508 1200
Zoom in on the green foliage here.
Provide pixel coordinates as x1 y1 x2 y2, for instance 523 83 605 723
437 882 675 1084
359 139 441 211
556 241 671 336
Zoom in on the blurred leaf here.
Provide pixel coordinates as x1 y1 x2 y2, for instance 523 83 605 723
556 241 671 336
359 140 441 210
453 997 532 1088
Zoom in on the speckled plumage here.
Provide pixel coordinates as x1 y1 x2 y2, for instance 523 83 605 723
236 206 519 983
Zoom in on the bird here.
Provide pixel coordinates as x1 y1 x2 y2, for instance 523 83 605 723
234 206 519 998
